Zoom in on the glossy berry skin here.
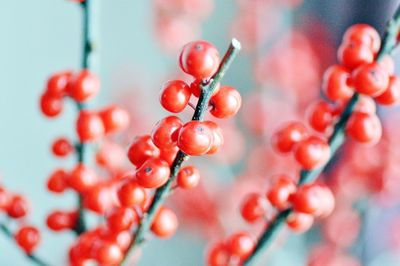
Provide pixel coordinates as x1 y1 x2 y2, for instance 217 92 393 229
99 105 130 134
117 179 147 207
76 110 105 142
151 116 183 149
352 62 390 97
106 207 138 233
286 212 314 233
40 93 63 117
209 86 242 119
226 232 255 259
343 24 381 54
354 95 377 114
206 241 230 266
46 210 77 231
127 135 160 168
337 41 374 70
375 76 400 105
67 69 100 102
203 121 224 154
46 71 72 97
346 111 382 144
322 65 354 101
94 241 123 265
177 121 213 156
267 175 296 210
179 40 220 79
177 166 200 189
83 185 114 214
135 158 170 188
240 193 269 223
291 184 334 216
47 169 69 193
160 80 191 113
68 164 98 193
294 136 330 170
160 146 179 165
52 137 74 157
271 122 308 154
15 226 40 254
7 195 29 219
306 101 336 134
151 207 178 238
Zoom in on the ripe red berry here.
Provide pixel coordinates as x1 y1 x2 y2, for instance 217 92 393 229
135 158 170 189
343 24 380 54
47 169 69 193
203 121 224 154
291 183 334 216
177 121 214 156
267 175 296 210
322 65 354 101
346 111 382 144
127 135 160 168
46 210 77 231
51 137 74 157
271 122 308 154
160 146 179 165
15 226 40 254
83 185 114 214
337 41 374 70
0 187 10 211
209 86 241 119
352 62 389 97
46 71 72 97
286 212 314 233
206 241 230 266
40 93 63 117
240 193 269 223
99 105 130 134
306 101 336 134
375 76 400 105
353 95 377 114
76 110 105 142
179 40 220 79
94 241 123 265
151 116 183 149
294 136 330 170
7 194 29 219
117 179 147 207
106 207 138 233
177 166 200 189
67 69 100 102
68 164 98 193
226 231 255 259
151 207 178 238
160 80 191 113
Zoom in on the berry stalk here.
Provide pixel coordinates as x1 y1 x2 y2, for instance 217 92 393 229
243 6 400 266
121 39 241 265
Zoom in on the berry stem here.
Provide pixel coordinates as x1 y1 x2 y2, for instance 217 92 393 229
120 39 241 265
243 6 400 266
0 223 51 266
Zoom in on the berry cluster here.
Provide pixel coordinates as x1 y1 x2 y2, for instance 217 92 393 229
0 184 40 255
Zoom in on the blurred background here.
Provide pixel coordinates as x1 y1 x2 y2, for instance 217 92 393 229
1 0 400 265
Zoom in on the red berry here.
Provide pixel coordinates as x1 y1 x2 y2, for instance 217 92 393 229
47 169 69 193
354 95 377 114
322 65 354 101
0 187 10 210
94 241 123 265
151 207 178 238
68 164 98 193
15 226 40 254
352 62 389 97
99 105 130 134
46 71 72 97
76 110 105 142
7 194 29 219
206 241 230 266
240 193 269 223
67 69 100 102
286 212 314 233
343 24 380 54
127 135 160 168
375 76 400 105
106 207 138 233
117 179 147 207
271 122 308 154
151 116 183 149
306 101 336 134
40 93 63 117
179 40 220 79
135 158 170 189
291 183 334 216
160 80 191 113
226 231 255 259
51 137 74 157
267 175 296 210
177 166 200 189
346 111 382 144
46 210 77 231
160 146 179 165
209 86 241 119
203 121 224 154
378 55 395 75
177 121 213 156
337 41 374 70
190 79 220 98
83 185 114 214
294 136 330 170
